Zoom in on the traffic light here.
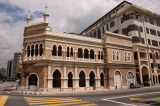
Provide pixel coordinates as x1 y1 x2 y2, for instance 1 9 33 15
24 72 27 78
17 72 21 79
27 72 30 76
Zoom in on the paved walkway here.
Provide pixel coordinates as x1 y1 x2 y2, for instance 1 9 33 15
12 84 160 95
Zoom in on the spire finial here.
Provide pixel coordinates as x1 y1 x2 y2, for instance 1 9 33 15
28 9 30 18
45 5 48 13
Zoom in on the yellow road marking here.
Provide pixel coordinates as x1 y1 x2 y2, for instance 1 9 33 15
27 99 82 103
25 97 76 100
73 104 97 106
0 95 8 106
130 98 160 101
25 97 97 106
28 100 82 104
31 101 89 106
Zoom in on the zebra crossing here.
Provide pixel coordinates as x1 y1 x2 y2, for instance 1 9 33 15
25 97 97 106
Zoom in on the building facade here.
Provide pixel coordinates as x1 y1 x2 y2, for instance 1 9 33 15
80 1 160 85
21 8 135 91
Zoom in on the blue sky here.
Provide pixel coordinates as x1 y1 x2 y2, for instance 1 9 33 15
0 0 160 69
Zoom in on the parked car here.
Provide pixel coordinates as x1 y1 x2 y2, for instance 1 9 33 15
0 80 3 84
130 83 143 89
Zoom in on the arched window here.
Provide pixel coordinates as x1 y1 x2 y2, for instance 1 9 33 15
52 45 57 56
128 53 131 61
67 47 69 57
31 45 34 57
125 52 127 61
84 49 89 58
90 49 94 59
27 45 30 57
156 52 159 59
101 51 103 60
100 73 104 86
58 45 62 56
117 51 119 60
78 48 83 58
35 44 38 56
39 43 43 56
112 51 115 60
98 51 100 60
70 47 73 57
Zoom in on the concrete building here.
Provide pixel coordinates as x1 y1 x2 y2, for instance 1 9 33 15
7 60 13 78
12 52 22 79
21 6 136 91
6 53 22 79
80 1 160 85
0 68 7 77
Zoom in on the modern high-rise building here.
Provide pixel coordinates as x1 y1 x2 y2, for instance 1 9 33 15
7 53 22 79
7 60 13 78
11 52 22 79
0 68 7 77
80 1 160 85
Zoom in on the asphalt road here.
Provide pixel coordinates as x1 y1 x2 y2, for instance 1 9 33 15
0 86 160 106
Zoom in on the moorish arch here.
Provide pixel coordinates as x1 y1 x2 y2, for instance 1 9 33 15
28 74 38 85
89 71 95 87
100 72 104 86
68 71 73 87
114 71 122 89
79 70 86 87
158 74 160 84
52 69 61 88
127 72 134 86
28 73 38 91
141 66 149 86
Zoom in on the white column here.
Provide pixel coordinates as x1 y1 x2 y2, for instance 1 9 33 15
85 77 90 89
62 66 68 89
138 52 143 84
48 65 53 88
73 65 79 90
96 67 101 89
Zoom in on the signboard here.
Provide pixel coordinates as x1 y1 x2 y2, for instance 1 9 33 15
17 67 22 72
109 78 114 80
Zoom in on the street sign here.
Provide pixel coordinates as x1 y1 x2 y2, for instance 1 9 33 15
17 67 22 72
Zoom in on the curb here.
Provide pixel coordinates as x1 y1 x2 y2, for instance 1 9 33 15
12 91 44 95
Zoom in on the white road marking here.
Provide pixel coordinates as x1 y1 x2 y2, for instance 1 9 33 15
102 91 160 106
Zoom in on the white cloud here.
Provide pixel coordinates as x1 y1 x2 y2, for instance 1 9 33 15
0 0 160 69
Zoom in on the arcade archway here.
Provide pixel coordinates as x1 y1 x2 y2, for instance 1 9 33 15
53 70 61 88
68 72 73 87
89 71 95 87
141 66 149 86
158 74 160 84
100 73 104 86
79 71 86 87
29 74 38 85
28 74 38 91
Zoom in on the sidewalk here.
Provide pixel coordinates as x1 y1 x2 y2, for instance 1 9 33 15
12 84 160 95
12 88 110 95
